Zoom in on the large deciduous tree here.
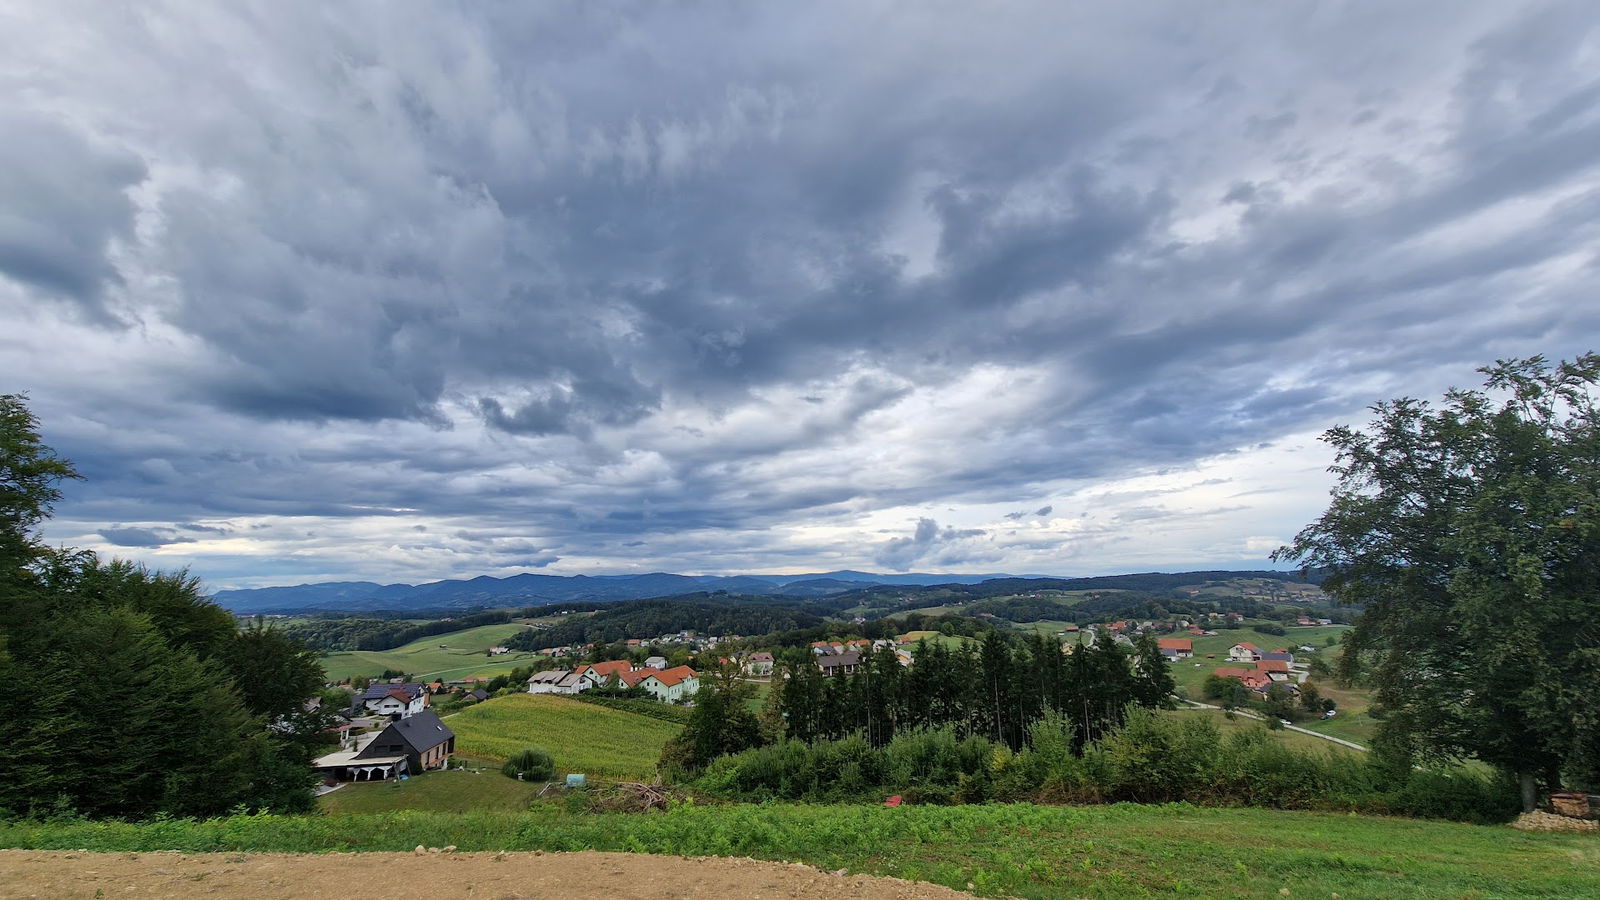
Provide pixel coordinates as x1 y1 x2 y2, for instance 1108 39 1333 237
1275 354 1600 809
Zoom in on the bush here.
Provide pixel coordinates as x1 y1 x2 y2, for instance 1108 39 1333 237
502 747 555 782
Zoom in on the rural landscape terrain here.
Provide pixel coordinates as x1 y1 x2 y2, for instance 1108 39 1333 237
5 2 1600 897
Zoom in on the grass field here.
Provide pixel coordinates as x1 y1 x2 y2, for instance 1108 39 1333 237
5 803 1593 898
318 757 541 814
1163 707 1361 756
318 623 547 682
446 694 681 780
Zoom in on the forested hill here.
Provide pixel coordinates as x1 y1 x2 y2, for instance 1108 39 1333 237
504 594 828 650
211 570 1014 614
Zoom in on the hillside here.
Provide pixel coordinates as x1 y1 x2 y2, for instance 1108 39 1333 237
315 623 546 682
505 593 829 649
446 694 682 780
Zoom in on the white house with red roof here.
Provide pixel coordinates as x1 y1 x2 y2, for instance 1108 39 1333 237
639 665 699 702
1157 638 1193 659
1228 642 1263 662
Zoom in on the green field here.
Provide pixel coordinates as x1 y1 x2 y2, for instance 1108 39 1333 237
1163 707 1361 756
318 757 541 814
446 693 681 780
317 623 547 682
5 803 1593 898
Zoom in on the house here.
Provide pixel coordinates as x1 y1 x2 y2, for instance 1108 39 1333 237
1261 650 1295 665
818 651 862 678
1296 616 1315 626
1255 659 1292 682
313 709 455 782
1212 667 1273 692
1227 643 1262 662
487 646 511 655
639 666 699 702
526 670 590 695
466 688 489 702
359 682 429 718
1157 638 1193 659
576 659 635 687
744 651 775 676
645 656 669 670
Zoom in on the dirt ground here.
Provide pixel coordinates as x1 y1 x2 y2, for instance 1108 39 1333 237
0 849 974 899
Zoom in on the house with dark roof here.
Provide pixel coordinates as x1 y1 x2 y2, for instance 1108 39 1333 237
359 682 429 718
312 709 455 782
818 651 862 678
1261 650 1295 665
744 651 774 676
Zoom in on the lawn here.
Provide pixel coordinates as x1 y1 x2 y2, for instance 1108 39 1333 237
446 693 681 780
897 630 979 650
318 623 547 682
317 757 542 814
1162 707 1361 756
6 803 1594 898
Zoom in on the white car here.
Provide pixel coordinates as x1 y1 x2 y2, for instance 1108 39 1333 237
1279 719 1293 726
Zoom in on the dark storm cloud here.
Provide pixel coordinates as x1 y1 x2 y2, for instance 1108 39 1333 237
5 1 1600 585
99 526 195 548
0 110 144 318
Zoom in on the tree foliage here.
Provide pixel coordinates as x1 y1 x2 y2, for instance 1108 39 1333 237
1275 354 1600 801
0 395 325 819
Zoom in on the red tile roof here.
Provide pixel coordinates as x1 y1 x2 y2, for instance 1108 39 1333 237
1158 638 1192 651
577 659 634 680
646 665 698 687
1255 660 1290 673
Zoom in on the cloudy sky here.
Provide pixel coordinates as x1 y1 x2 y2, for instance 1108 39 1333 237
5 2 1599 589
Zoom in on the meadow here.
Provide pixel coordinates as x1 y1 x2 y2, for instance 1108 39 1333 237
446 694 681 780
317 757 540 814
317 623 547 682
4 803 1593 899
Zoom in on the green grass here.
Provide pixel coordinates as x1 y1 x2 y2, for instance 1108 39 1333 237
318 623 547 682
446 693 681 780
4 803 1593 898
1163 707 1361 756
317 757 541 814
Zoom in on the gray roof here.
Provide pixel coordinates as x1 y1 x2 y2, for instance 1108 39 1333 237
1261 651 1295 662
358 709 454 756
361 682 424 701
818 651 862 669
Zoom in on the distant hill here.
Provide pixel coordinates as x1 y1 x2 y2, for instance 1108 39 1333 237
211 567 1320 615
210 570 1021 614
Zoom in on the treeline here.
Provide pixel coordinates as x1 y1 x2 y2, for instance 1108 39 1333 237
695 710 1516 823
279 609 516 651
506 594 826 649
0 396 328 820
771 632 1175 753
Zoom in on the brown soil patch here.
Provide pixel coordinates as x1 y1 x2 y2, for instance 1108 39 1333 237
0 849 974 899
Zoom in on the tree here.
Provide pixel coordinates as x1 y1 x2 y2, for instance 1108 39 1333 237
1298 681 1323 714
1275 354 1600 808
1131 635 1177 709
661 668 762 774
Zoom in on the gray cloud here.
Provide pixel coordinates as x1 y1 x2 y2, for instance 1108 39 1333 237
98 526 196 548
4 1 1599 586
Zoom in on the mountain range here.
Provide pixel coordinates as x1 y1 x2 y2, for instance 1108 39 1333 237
210 570 1026 614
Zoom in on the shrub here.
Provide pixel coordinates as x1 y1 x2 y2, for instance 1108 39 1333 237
502 747 555 782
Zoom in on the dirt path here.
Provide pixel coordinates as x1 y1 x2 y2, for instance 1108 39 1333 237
0 849 973 899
